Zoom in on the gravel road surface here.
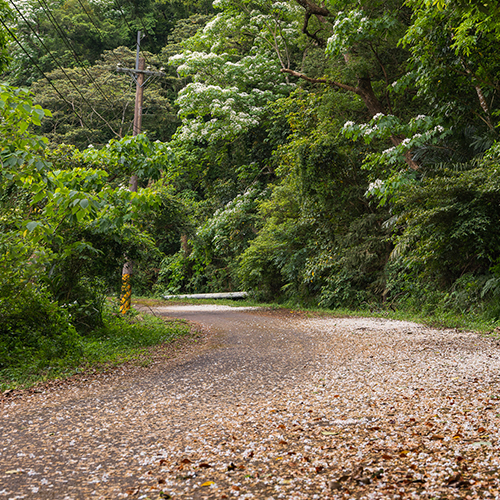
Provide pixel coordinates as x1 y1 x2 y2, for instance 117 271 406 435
1 304 500 499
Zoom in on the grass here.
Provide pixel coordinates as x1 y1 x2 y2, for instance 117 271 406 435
290 302 500 334
0 304 192 392
134 296 269 308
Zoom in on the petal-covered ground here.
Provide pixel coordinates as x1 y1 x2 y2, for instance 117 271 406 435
1 305 500 499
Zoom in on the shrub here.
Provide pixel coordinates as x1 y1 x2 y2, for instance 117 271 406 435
155 188 266 294
391 164 500 287
0 286 82 372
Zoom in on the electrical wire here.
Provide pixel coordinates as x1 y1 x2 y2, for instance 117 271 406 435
7 0 123 139
111 0 135 41
35 0 118 101
6 0 161 140
74 0 124 68
0 17 95 144
119 0 153 67
71 0 155 71
34 0 124 120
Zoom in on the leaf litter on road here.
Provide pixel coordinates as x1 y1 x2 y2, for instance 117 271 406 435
1 306 500 499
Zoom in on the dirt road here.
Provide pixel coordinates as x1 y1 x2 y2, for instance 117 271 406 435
1 304 500 499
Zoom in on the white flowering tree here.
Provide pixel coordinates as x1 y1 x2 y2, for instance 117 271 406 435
336 0 500 205
279 0 498 185
169 0 300 143
168 0 435 173
342 113 448 200
268 0 425 172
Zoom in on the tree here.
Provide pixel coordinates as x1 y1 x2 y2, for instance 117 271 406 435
169 0 296 144
237 88 390 304
0 0 11 73
354 0 500 203
402 3 500 141
5 0 130 86
4 0 214 87
282 0 421 168
30 47 175 148
0 83 170 330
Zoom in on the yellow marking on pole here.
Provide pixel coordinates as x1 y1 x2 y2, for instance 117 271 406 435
120 273 132 314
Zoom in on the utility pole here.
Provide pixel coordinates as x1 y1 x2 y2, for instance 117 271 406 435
117 31 165 314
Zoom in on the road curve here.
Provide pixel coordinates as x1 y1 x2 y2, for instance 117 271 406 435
1 304 500 499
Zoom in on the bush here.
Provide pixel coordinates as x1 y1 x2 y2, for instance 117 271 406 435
0 296 193 390
155 253 192 295
0 286 82 372
391 164 500 286
238 233 285 301
307 214 391 308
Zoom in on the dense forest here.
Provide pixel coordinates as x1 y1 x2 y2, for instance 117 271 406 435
2 0 500 371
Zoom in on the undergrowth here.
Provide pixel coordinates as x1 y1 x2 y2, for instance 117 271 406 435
4 293 498 392
0 303 191 391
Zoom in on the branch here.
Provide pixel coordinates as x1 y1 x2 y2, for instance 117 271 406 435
302 11 326 47
460 58 495 130
280 68 358 93
281 71 420 170
294 0 330 16
295 0 330 47
368 41 393 114
472 109 496 132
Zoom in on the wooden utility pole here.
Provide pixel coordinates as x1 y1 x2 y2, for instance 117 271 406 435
117 31 165 314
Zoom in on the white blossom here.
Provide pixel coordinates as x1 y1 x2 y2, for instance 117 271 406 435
382 146 396 155
368 179 384 191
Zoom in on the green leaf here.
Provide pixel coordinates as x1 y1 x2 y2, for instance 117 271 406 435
26 221 41 232
33 191 46 203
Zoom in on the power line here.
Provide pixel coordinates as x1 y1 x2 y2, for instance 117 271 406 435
7 0 122 139
34 0 123 122
6 0 158 141
0 17 95 144
35 0 117 104
111 0 135 40
119 0 153 67
74 0 155 70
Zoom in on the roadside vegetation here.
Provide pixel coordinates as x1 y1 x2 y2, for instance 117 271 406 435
0 302 192 391
140 296 500 334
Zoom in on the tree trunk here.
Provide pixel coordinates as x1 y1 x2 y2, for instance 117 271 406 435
280 72 420 170
354 77 386 116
